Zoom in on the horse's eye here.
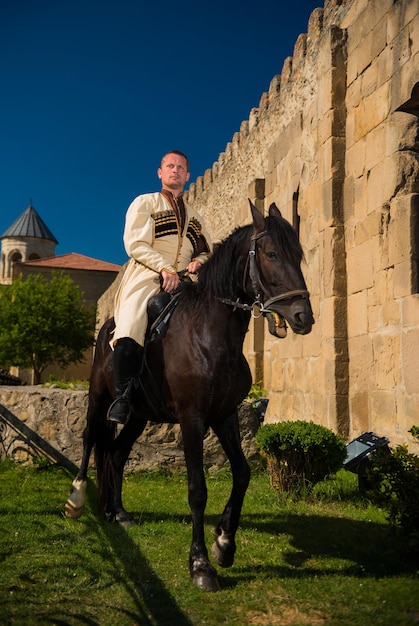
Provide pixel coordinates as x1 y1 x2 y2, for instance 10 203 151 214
266 251 278 261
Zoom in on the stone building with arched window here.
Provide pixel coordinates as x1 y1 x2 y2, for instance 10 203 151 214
0 202 58 285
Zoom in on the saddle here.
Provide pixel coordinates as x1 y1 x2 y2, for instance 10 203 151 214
145 290 180 342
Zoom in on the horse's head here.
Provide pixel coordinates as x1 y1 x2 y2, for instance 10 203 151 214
248 200 314 338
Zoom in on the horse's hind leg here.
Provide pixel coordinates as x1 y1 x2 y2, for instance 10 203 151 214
210 411 251 568
65 400 106 519
64 392 109 519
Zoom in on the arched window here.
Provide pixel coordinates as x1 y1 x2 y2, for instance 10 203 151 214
10 251 22 264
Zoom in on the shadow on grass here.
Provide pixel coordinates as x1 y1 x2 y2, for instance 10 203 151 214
66 477 195 626
238 511 417 577
126 507 417 588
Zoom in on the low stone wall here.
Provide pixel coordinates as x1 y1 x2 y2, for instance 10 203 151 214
0 386 261 473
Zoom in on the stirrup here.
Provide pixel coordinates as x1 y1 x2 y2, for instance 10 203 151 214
107 397 130 425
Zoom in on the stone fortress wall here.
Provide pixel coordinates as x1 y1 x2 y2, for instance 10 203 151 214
178 0 419 450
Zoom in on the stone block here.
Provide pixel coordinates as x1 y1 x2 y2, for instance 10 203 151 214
353 174 368 221
264 170 276 197
349 334 374 385
370 390 397 440
357 30 373 76
347 240 374 294
317 109 334 146
371 268 392 309
381 298 402 327
355 210 382 245
354 81 391 141
322 227 344 296
343 176 355 220
370 15 388 59
365 123 386 172
391 27 412 75
402 327 419 395
376 44 392 88
394 260 414 298
350 390 370 433
366 156 398 214
346 140 366 180
357 59 377 99
388 198 413 266
372 333 401 388
348 291 368 337
346 41 360 85
361 0 392 36
401 294 419 326
320 293 342 339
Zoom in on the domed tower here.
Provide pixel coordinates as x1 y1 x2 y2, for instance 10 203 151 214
0 202 58 285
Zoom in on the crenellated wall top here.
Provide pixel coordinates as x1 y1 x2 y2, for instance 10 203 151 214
186 5 331 206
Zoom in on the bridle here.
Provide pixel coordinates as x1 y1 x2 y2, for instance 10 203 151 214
217 229 309 318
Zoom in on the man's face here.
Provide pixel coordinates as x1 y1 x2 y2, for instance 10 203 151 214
158 153 190 193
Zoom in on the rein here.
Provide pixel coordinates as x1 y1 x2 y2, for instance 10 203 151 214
217 228 309 317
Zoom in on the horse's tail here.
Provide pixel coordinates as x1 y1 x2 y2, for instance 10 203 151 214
88 316 117 516
94 420 117 515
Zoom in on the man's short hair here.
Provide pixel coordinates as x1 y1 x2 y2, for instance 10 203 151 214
161 150 189 172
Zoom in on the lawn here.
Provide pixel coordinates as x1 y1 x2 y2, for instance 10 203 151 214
0 459 418 625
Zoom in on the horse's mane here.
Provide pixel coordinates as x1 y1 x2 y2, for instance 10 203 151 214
197 224 253 300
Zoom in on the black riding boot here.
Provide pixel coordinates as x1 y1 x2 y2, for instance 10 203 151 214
107 337 141 425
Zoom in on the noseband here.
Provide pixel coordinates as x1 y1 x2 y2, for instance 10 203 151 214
217 229 309 318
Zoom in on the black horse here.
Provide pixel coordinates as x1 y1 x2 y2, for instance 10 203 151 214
65 201 314 591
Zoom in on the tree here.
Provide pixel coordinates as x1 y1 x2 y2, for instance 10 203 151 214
0 272 96 384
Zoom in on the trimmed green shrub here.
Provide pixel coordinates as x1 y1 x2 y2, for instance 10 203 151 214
256 420 347 495
365 434 419 551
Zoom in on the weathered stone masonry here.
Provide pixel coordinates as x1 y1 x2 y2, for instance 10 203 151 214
181 0 419 451
0 387 260 471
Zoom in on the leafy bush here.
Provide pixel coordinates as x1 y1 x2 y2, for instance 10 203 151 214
256 420 347 495
246 381 267 401
365 432 419 551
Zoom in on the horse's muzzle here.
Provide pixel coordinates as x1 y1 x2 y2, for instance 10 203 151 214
266 297 314 337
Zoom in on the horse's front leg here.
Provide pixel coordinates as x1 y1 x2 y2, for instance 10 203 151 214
211 411 251 568
182 423 221 592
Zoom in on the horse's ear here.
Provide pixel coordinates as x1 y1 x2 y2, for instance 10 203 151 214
269 203 282 219
248 199 265 231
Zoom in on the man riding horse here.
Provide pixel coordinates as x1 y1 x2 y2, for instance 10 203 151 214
108 150 212 425
66 187 314 590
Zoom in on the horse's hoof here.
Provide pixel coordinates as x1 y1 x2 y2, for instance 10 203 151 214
192 572 221 592
211 540 235 568
64 479 87 519
64 502 85 519
115 511 135 528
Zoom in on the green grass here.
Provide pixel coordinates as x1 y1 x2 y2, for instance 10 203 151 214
0 459 418 625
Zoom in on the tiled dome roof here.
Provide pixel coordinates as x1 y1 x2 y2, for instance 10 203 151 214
0 203 58 244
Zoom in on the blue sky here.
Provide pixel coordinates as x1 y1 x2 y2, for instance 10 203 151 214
1 0 321 266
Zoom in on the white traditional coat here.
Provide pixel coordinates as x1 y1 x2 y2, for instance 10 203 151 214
112 191 212 346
